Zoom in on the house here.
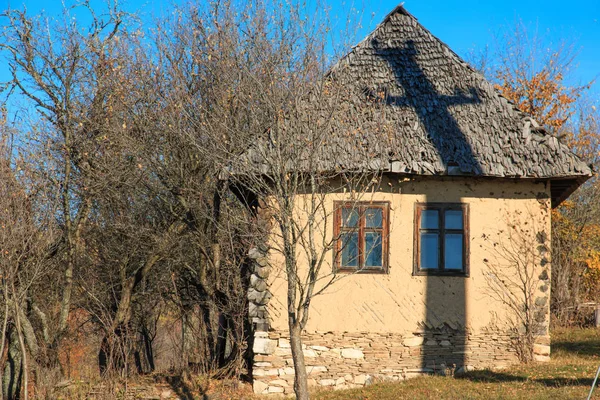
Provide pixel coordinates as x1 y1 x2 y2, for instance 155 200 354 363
245 4 592 394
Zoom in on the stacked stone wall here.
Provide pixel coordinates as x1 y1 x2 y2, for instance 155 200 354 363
247 246 271 332
252 329 550 394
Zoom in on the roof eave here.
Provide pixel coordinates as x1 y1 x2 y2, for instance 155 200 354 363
550 174 593 208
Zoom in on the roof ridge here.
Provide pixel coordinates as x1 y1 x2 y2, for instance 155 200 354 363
380 3 410 24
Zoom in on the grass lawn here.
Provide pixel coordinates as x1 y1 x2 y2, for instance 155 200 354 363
311 327 600 400
79 327 600 399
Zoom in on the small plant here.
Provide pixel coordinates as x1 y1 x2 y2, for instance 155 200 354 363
482 208 551 363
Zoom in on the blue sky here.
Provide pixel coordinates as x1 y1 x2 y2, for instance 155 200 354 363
2 0 599 98
345 0 599 99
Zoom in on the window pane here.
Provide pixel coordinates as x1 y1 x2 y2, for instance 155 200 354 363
445 210 463 230
365 232 382 267
445 234 463 270
365 208 383 228
342 208 359 227
340 232 359 267
421 210 439 229
420 233 439 269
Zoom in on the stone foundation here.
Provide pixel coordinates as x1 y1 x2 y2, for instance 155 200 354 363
252 329 550 394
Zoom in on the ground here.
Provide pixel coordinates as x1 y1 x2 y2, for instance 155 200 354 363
56 327 600 399
315 327 600 400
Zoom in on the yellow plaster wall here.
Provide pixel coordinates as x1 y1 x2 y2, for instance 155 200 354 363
265 176 551 335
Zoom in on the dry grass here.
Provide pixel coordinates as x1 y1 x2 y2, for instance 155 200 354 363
314 327 600 400
55 327 600 399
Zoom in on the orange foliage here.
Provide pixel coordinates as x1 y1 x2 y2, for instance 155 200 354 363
567 108 600 166
58 309 100 379
493 25 600 312
495 69 586 132
492 23 594 138
553 205 600 302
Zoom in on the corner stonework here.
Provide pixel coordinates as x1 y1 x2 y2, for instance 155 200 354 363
247 245 272 332
246 245 281 395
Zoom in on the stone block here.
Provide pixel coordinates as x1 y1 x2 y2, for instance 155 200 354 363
307 366 328 374
269 379 289 387
253 380 269 394
254 362 272 368
253 337 276 355
254 265 270 279
278 338 291 348
403 337 424 347
248 303 269 320
534 354 551 362
455 365 475 375
533 344 550 356
265 369 279 376
248 247 263 259
278 367 295 376
311 345 330 351
353 374 367 385
341 348 364 359
275 347 292 356
247 288 272 306
303 349 318 358
268 386 284 393
255 256 269 267
250 274 268 292
406 368 434 374
536 335 551 345
404 372 425 380
319 379 336 386
252 319 269 332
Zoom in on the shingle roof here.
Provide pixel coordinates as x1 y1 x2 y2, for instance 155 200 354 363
329 5 591 178
239 4 593 206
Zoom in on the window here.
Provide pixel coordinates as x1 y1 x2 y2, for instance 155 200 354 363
333 202 389 273
414 203 469 276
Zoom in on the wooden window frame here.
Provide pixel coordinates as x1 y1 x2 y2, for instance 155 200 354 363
333 201 390 274
413 203 469 277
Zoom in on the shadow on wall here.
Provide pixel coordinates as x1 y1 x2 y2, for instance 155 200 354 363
373 38 483 373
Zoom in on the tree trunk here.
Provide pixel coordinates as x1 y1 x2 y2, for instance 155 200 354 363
216 313 228 368
2 329 22 400
98 328 127 377
289 323 309 400
0 298 9 400
199 303 216 370
134 325 155 374
13 320 27 400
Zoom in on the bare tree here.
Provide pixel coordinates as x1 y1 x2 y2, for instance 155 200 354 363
159 2 392 397
482 207 551 362
0 128 59 398
0 1 128 382
0 1 386 397
469 19 598 327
